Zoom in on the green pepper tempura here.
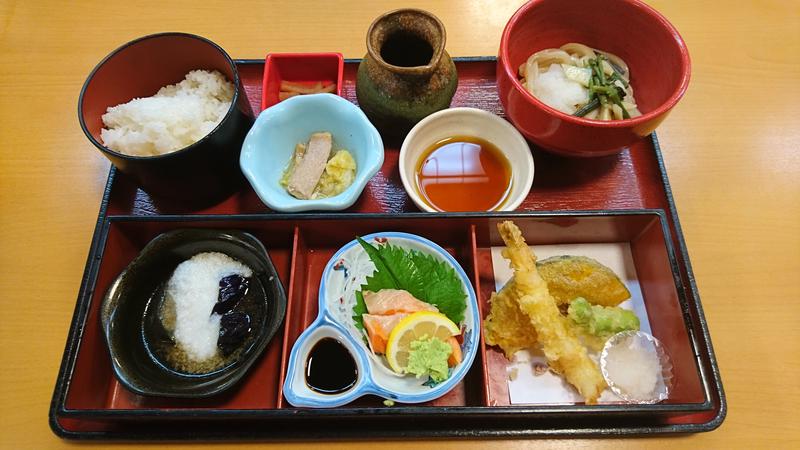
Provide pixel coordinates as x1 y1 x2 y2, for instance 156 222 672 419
406 336 452 383
568 297 640 349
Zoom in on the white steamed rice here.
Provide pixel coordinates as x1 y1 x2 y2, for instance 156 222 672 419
100 70 234 157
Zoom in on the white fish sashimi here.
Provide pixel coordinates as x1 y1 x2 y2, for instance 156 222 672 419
363 289 439 315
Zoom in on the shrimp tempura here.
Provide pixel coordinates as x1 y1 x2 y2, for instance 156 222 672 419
497 221 606 404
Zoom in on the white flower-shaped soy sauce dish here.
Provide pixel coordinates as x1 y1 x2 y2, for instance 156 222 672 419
283 232 480 407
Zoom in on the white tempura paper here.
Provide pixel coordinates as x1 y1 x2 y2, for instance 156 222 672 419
490 242 652 405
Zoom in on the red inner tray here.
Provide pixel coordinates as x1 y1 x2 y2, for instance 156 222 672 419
62 213 706 417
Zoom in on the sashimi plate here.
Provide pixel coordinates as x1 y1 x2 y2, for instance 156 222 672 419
283 232 479 407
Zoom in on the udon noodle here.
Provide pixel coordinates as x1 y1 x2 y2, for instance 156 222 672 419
519 43 641 121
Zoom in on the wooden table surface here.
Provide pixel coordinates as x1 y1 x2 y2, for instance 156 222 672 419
1 0 798 448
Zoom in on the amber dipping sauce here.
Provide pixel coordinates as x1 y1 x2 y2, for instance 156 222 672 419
415 136 512 211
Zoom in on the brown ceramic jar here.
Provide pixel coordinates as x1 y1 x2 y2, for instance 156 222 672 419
356 9 458 135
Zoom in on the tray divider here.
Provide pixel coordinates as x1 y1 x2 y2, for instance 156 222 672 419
469 223 491 407
276 224 303 408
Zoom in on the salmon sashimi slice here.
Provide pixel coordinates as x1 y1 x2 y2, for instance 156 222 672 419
363 289 439 315
362 313 408 354
447 337 462 367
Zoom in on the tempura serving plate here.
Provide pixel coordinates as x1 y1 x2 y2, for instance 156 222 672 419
50 58 725 440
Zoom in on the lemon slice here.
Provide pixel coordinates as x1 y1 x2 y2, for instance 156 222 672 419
385 311 460 374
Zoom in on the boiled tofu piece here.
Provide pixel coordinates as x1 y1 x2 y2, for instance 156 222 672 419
287 132 332 199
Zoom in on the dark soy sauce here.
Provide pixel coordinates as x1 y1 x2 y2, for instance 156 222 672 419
305 338 358 394
380 31 433 67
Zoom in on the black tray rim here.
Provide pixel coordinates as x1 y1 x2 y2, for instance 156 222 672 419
50 57 726 440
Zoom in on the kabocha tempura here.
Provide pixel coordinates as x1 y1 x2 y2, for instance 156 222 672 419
495 221 606 404
536 255 631 307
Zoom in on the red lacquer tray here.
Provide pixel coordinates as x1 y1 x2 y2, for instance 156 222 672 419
50 58 725 440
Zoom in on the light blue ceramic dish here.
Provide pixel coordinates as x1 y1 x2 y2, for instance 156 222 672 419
283 232 480 408
240 94 383 212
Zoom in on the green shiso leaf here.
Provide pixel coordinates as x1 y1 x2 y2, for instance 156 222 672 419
356 237 400 289
352 236 467 328
352 291 368 330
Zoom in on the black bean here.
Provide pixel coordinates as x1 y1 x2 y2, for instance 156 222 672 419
213 274 249 315
218 312 251 355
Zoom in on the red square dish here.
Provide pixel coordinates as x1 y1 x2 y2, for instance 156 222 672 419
260 52 344 110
